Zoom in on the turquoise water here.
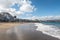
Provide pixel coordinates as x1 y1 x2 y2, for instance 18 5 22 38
41 22 60 28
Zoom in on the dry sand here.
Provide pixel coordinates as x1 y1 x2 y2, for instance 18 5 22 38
0 22 21 29
0 23 60 40
0 22 22 32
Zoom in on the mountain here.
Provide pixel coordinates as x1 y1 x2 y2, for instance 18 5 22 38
0 12 15 22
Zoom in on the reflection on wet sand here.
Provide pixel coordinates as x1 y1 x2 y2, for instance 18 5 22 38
0 23 60 40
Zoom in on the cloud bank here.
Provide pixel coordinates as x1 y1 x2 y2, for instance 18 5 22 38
30 16 60 20
0 0 36 16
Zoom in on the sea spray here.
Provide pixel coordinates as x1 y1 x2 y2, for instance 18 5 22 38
35 23 60 39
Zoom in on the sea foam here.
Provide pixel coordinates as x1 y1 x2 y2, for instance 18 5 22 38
35 23 60 39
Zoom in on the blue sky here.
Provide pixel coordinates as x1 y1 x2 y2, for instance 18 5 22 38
30 0 60 16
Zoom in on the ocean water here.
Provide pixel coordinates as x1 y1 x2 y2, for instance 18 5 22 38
35 22 60 39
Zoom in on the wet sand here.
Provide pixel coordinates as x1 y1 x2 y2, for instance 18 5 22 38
0 23 60 40
6 23 60 40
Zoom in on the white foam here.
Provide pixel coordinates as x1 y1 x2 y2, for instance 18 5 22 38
35 23 60 39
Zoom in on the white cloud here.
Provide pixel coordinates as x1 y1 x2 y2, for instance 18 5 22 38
20 4 34 12
39 16 60 20
0 0 36 16
4 8 23 16
26 13 32 17
29 16 60 20
20 0 35 12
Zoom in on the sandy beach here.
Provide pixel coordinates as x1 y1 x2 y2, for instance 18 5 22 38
0 22 22 32
0 23 60 40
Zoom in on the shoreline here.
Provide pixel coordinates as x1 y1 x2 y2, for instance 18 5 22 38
6 23 60 40
0 23 60 40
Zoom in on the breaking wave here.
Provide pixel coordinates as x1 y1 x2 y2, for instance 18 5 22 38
35 23 60 39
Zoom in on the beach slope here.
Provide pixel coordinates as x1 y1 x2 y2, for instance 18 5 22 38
6 23 60 40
